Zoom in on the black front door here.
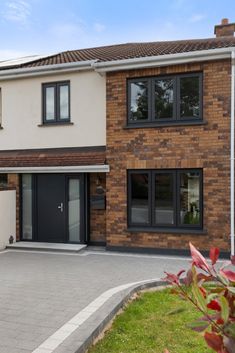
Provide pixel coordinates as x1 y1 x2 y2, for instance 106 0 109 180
36 174 66 243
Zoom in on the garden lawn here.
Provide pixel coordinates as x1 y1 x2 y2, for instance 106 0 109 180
88 288 213 353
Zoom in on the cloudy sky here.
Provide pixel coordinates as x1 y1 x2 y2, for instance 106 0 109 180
0 0 235 60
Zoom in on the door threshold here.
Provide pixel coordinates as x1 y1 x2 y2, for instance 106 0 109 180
6 241 87 253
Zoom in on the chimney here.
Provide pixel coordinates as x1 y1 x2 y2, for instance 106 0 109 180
214 18 235 37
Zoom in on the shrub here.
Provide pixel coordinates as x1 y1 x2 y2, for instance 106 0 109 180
163 243 235 353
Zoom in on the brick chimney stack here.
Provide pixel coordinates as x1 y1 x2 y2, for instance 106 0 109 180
214 18 235 37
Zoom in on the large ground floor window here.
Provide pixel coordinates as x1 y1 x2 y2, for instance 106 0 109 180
128 169 203 230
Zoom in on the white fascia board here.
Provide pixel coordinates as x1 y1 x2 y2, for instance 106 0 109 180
0 165 110 173
0 60 97 81
93 47 233 72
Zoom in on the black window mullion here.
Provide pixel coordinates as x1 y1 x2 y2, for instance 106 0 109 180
150 78 154 122
56 83 60 122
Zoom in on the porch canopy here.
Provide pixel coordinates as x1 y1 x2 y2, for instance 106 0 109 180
0 146 109 173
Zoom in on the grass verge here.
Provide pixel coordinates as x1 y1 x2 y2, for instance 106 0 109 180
88 287 213 353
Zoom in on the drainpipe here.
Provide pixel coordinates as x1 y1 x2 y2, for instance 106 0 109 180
230 50 235 257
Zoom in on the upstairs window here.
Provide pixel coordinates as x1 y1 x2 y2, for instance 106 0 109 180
128 73 202 125
42 81 70 124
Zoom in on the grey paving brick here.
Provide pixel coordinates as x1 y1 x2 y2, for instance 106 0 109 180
0 249 191 352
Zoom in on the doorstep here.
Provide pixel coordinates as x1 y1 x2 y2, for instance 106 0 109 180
6 241 87 253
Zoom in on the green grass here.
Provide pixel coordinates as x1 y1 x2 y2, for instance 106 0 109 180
88 288 213 353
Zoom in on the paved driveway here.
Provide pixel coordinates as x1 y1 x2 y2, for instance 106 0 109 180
0 249 191 353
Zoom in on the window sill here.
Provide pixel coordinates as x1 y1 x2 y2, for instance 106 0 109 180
124 120 208 129
127 227 207 235
38 122 74 127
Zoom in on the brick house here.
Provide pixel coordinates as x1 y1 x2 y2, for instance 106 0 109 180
0 18 235 255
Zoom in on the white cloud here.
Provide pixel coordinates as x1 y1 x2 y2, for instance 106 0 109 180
189 14 206 23
2 0 31 25
93 22 106 33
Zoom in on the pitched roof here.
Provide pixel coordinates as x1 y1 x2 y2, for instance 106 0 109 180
2 37 235 70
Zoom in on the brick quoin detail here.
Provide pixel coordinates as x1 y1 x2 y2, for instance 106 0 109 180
106 60 231 252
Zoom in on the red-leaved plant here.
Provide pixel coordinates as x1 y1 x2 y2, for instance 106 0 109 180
163 243 235 353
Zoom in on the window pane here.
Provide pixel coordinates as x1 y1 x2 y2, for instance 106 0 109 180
180 171 201 226
0 174 8 188
69 179 80 242
22 174 32 240
130 81 148 121
155 173 174 225
180 76 200 118
130 173 149 224
59 85 69 120
154 79 174 119
45 87 55 121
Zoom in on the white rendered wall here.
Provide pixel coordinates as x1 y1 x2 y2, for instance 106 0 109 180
0 190 16 249
0 70 106 150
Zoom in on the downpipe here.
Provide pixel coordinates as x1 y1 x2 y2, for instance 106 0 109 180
230 50 235 257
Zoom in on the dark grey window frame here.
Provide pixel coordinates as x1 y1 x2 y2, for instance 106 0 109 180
127 73 203 126
42 81 71 124
127 169 203 230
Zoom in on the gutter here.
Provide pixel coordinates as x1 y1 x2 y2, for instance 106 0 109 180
231 50 235 257
0 60 97 81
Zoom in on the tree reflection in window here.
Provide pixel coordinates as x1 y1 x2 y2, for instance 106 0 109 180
130 81 148 121
180 76 200 118
155 79 174 119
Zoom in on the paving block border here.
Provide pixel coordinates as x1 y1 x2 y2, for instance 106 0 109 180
52 279 167 353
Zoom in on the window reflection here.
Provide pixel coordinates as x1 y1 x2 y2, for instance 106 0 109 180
69 179 80 242
45 87 55 121
155 173 174 225
180 76 200 118
155 79 174 119
130 81 148 121
59 85 69 120
130 173 149 224
22 174 33 240
180 172 200 225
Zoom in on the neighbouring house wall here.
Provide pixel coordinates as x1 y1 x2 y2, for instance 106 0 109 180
0 190 16 249
8 174 20 241
89 173 106 243
106 59 231 252
0 70 106 150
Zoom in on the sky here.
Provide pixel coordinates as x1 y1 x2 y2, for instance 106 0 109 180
0 0 235 61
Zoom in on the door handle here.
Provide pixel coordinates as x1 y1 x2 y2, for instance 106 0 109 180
58 202 64 212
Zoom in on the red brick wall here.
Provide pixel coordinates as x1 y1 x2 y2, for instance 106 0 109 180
106 59 231 252
89 173 106 243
